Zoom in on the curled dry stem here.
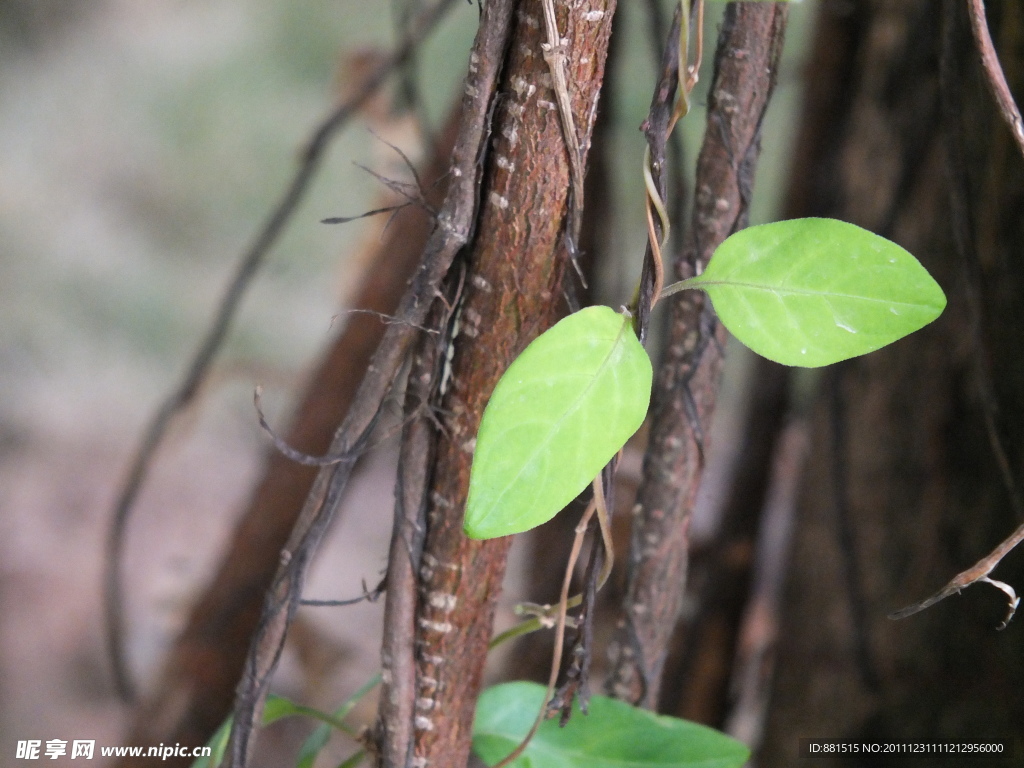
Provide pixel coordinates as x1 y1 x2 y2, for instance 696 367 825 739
889 518 1024 628
642 0 704 316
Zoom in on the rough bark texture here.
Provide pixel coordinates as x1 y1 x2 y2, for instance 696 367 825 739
118 112 460 768
759 0 1024 762
657 355 790 726
377 2 618 767
508 4 620 687
606 3 789 709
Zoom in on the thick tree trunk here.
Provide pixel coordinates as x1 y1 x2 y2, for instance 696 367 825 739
759 0 1024 762
377 2 617 766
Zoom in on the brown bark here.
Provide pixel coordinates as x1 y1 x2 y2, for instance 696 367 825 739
382 2 618 767
759 0 1024 762
606 3 790 709
508 4 620 687
657 355 790 726
120 107 460 767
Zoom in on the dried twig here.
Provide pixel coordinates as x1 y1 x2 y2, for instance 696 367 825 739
888 526 1024 628
966 0 1024 162
116 105 464 767
102 0 460 703
300 577 385 607
322 203 412 225
552 463 615 719
253 385 366 467
223 0 515 762
632 4 682 341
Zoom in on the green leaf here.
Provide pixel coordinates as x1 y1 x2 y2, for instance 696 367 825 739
684 218 946 367
296 674 381 768
262 694 304 724
263 694 352 733
192 678 379 768
191 717 231 768
464 306 652 539
472 682 750 768
336 750 367 768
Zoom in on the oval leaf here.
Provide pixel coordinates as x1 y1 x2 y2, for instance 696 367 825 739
464 306 652 540
686 218 946 367
472 682 750 768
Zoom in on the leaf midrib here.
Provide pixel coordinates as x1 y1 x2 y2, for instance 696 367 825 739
693 278 939 309
476 313 632 528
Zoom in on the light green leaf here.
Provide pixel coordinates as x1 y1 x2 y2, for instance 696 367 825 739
464 306 652 539
684 218 946 367
472 682 750 768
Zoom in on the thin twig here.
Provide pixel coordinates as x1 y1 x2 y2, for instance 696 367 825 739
322 203 412 225
329 308 439 333
253 385 402 467
642 0 705 315
631 4 682 341
370 126 427 193
325 130 443 223
253 386 343 467
638 0 690 320
377 290 452 768
552 462 615 720
966 0 1024 162
300 578 385 607
102 0 459 703
888 522 1024 626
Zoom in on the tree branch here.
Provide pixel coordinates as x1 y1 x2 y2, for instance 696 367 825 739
966 0 1024 162
402 2 617 767
606 3 789 708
